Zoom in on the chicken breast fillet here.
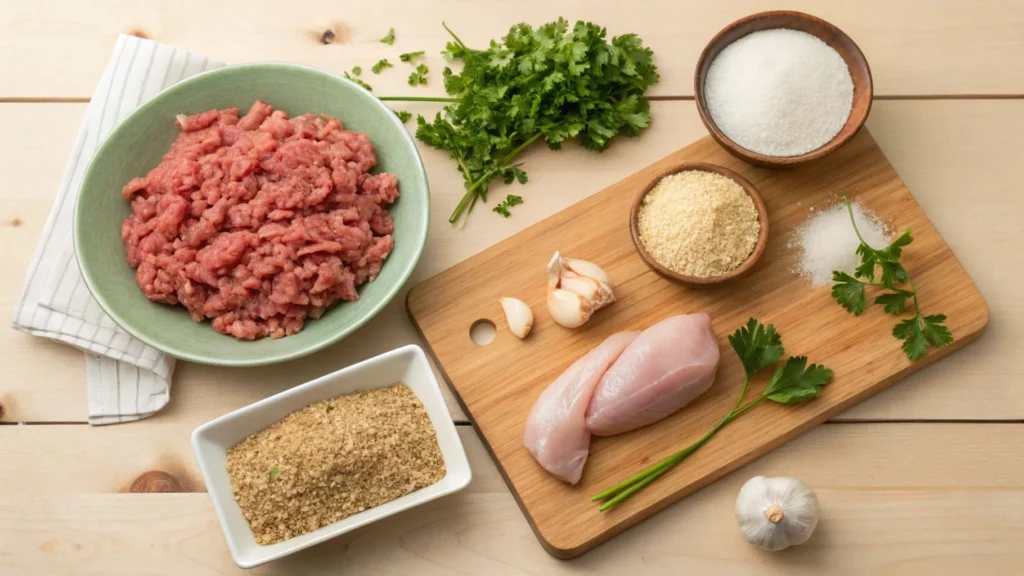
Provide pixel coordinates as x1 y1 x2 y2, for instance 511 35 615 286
523 332 639 484
585 314 720 436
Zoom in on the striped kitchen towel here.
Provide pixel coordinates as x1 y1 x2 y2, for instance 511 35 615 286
11 35 224 424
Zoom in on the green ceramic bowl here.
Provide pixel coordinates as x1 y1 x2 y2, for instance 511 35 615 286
74 63 429 366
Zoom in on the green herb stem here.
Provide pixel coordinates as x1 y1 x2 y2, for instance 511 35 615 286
593 377 769 511
447 133 544 223
442 21 470 50
843 195 871 248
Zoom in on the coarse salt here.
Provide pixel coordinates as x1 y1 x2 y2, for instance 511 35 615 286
704 29 854 157
791 201 890 288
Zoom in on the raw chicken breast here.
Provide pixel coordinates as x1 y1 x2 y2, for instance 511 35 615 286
586 314 720 436
523 332 639 484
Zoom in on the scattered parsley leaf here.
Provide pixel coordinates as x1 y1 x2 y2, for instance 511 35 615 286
371 59 393 74
831 271 867 316
351 66 362 76
764 356 834 404
492 194 523 217
728 318 785 378
394 109 413 123
408 63 429 86
380 28 396 45
269 466 280 480
344 70 372 91
399 51 425 62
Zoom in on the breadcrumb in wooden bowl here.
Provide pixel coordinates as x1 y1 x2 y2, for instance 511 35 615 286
629 162 769 287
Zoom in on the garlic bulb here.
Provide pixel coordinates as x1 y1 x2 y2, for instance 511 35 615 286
499 297 534 338
735 476 819 551
546 252 616 328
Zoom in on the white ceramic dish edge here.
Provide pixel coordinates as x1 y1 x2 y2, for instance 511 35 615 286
191 344 472 568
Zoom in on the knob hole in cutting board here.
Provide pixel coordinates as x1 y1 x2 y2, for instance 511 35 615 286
469 319 496 346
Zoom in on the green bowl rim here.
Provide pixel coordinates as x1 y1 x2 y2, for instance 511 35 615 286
73 61 430 367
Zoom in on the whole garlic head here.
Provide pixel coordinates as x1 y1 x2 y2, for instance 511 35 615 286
546 252 616 328
735 476 819 551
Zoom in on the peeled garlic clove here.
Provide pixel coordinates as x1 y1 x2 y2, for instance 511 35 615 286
735 476 820 551
547 288 593 328
499 297 534 339
563 257 612 287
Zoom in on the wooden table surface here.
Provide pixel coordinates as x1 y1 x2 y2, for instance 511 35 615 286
1 1 1021 574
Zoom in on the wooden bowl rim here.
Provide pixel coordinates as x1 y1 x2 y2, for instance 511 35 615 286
629 162 770 286
693 10 874 168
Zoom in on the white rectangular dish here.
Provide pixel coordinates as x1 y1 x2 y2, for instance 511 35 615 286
191 344 472 568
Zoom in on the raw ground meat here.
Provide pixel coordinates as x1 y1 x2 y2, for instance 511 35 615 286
120 100 399 340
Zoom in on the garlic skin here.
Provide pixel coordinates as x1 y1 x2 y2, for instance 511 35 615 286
499 297 534 339
735 476 820 551
546 252 615 328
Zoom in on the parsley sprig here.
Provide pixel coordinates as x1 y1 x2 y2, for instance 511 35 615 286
492 193 523 217
378 19 658 224
592 318 833 511
830 196 953 360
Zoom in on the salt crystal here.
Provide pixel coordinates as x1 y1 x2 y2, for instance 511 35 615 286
705 29 854 157
792 201 890 288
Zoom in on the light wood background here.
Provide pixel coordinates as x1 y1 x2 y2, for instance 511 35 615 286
1 1 1021 574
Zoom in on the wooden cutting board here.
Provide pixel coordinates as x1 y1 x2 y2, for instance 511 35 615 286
406 129 988 558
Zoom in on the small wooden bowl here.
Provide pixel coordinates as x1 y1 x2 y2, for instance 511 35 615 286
694 11 873 168
629 163 769 287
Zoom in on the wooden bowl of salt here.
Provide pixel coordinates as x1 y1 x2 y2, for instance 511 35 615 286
694 11 873 168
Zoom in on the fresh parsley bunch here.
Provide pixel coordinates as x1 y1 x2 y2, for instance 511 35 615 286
831 196 953 361
384 19 659 223
592 318 833 511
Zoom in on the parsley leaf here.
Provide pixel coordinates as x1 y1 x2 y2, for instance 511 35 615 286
492 194 523 217
923 314 954 348
269 466 281 480
391 19 658 224
831 271 867 316
893 317 929 361
408 63 429 86
380 28 396 45
854 243 877 281
874 290 912 315
764 356 834 404
394 109 412 123
400 51 425 62
371 59 393 74
344 70 372 91
728 318 785 378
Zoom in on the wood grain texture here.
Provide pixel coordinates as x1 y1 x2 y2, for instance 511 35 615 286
407 129 989 557
2 0 1024 99
0 424 1020 575
3 101 1022 423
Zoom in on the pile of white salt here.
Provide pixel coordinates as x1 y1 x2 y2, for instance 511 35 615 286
791 201 890 287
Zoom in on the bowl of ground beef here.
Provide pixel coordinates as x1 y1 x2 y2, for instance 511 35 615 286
73 63 429 366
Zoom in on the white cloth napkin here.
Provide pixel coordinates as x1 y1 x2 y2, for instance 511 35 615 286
11 35 224 424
